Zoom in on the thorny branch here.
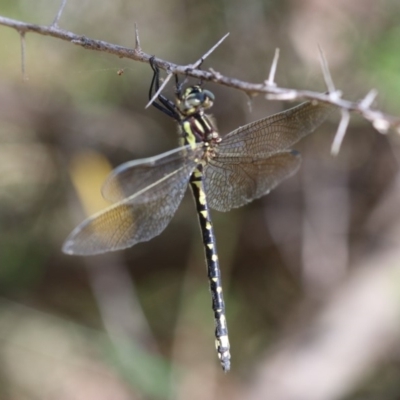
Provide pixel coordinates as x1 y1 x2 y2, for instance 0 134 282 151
1 14 400 148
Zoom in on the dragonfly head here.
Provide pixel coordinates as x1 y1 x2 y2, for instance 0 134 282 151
177 85 215 116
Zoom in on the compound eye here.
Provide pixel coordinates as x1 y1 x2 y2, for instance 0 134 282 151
202 90 215 102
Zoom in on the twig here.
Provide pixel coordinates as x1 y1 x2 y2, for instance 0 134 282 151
1 15 400 135
265 90 298 101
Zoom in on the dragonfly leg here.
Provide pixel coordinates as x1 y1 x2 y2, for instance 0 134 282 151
149 57 179 120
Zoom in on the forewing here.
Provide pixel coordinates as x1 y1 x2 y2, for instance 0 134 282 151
204 151 301 212
63 161 197 255
102 144 203 203
218 100 337 157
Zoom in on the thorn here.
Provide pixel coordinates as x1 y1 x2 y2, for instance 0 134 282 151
52 0 68 27
265 48 280 87
331 109 350 155
134 22 141 51
20 32 28 81
318 45 336 94
146 72 173 109
360 89 378 109
246 92 253 113
191 32 230 70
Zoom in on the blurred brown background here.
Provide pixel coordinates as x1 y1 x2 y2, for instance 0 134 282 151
1 0 400 399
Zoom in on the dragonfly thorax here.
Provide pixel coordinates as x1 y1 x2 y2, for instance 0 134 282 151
176 85 215 116
180 112 220 145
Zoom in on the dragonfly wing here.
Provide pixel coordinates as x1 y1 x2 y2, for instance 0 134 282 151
204 151 301 212
218 100 337 157
102 144 203 203
63 161 197 255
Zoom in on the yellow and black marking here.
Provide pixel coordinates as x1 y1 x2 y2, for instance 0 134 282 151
62 56 337 372
189 164 231 371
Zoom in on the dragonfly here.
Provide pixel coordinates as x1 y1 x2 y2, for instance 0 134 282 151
63 58 337 371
